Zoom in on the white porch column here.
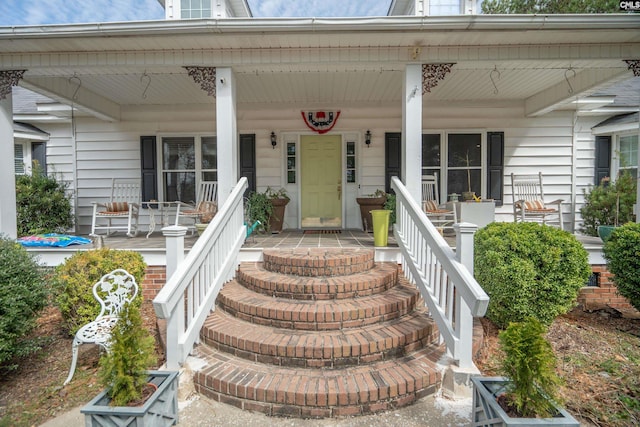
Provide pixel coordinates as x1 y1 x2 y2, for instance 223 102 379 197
402 64 423 204
0 94 17 239
216 67 238 206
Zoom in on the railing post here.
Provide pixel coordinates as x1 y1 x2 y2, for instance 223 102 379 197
163 225 187 278
163 225 188 370
454 222 477 273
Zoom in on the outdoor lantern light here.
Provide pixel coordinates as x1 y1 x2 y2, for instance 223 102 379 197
365 130 371 147
270 131 277 149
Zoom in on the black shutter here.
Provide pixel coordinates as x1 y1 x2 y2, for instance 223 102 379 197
31 141 47 175
385 132 402 193
594 135 611 185
487 132 504 206
140 136 158 203
239 134 256 198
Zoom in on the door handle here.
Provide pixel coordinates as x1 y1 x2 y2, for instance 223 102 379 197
337 184 341 201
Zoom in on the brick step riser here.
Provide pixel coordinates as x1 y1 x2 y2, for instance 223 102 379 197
200 315 438 368
202 333 438 369
236 267 398 300
216 281 420 331
195 382 439 418
262 248 375 276
192 344 445 418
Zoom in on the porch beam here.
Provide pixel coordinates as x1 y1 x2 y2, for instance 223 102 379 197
524 68 632 117
20 77 121 122
1 43 639 70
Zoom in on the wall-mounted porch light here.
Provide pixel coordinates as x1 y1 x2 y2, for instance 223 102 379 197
270 132 277 149
365 130 372 147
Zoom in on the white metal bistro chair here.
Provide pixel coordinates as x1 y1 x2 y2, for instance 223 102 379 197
422 173 456 231
90 178 141 237
511 172 564 229
63 269 138 386
175 181 218 235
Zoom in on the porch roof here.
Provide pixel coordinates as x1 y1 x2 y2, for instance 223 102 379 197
0 15 638 119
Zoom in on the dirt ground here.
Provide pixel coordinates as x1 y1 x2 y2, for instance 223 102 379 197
0 301 164 427
1 302 639 427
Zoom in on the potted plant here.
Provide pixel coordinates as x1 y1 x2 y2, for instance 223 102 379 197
246 187 289 234
472 318 579 426
580 171 636 241
81 302 179 426
266 187 290 233
356 189 387 232
383 193 396 228
460 151 476 201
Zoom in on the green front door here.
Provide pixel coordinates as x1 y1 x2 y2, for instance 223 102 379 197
300 135 342 228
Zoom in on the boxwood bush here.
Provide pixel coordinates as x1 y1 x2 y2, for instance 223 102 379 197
475 222 590 329
0 235 48 369
603 222 640 312
16 165 74 237
580 172 636 237
52 248 147 335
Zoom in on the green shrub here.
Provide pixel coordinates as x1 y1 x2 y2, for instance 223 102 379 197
99 303 156 406
580 172 636 237
603 222 640 312
475 222 590 329
383 193 396 224
52 249 147 335
499 318 562 418
0 235 48 369
15 165 74 237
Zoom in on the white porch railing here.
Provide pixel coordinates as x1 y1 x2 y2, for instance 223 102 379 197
153 178 248 370
391 177 489 369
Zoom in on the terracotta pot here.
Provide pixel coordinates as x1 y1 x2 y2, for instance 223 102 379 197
268 198 289 234
356 196 387 232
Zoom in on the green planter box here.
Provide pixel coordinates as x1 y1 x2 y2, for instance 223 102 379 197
81 370 179 427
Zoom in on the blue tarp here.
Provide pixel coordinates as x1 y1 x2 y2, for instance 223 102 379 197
18 233 92 247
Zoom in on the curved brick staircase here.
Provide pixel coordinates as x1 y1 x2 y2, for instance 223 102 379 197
192 248 448 418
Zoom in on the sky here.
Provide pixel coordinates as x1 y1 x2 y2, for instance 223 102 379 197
0 0 391 26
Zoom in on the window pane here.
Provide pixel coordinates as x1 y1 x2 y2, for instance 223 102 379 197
164 172 195 203
422 134 440 167
448 169 481 196
14 144 24 174
163 137 195 170
201 136 217 170
448 134 481 167
620 135 638 168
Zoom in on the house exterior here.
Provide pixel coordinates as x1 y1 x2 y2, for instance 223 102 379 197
1 1 639 239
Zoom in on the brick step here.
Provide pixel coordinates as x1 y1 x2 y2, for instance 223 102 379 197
217 277 420 331
262 248 375 276
193 342 444 418
236 261 398 300
200 306 437 368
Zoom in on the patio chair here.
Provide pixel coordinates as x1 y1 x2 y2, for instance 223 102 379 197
422 173 456 231
511 172 564 229
175 181 218 235
63 269 138 386
90 178 141 237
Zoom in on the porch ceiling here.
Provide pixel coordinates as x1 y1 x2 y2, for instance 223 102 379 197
2 16 639 116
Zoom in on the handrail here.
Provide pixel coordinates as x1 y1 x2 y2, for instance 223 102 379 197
391 177 489 368
153 178 248 369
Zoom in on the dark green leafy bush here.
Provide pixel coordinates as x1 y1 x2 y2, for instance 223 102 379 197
603 222 640 312
475 222 590 329
99 303 156 406
16 165 74 236
499 318 562 418
580 172 636 237
0 235 48 369
52 249 147 335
